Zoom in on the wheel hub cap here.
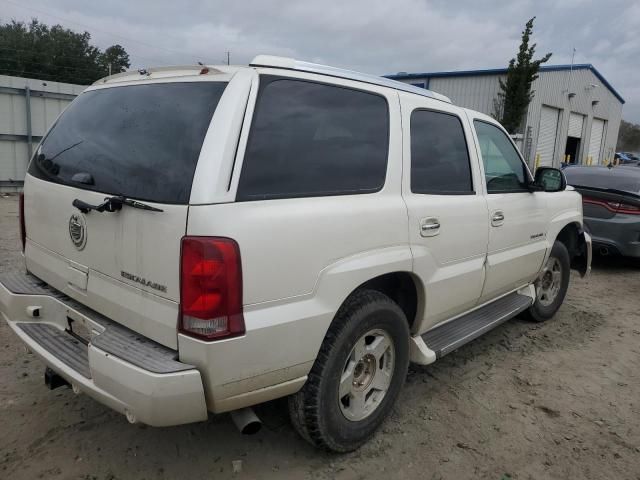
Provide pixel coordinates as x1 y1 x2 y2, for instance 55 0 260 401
339 329 394 422
352 354 376 390
536 256 563 307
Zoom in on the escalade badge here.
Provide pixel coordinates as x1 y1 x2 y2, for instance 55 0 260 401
121 271 167 293
68 213 87 250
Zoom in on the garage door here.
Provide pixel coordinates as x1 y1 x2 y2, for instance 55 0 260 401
588 118 605 165
568 112 585 138
537 106 560 167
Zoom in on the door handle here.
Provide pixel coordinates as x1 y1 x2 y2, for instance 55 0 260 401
420 218 440 237
491 211 505 227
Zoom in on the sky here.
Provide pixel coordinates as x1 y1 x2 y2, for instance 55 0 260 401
2 0 639 123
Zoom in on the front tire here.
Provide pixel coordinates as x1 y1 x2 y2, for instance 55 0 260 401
288 289 410 452
526 240 570 322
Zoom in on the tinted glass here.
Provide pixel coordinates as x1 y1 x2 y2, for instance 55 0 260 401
411 110 473 194
474 120 529 193
29 82 227 204
237 77 389 200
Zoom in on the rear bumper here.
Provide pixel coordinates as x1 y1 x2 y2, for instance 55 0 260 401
0 272 208 427
584 215 640 258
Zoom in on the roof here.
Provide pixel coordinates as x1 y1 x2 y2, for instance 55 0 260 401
250 55 452 104
386 64 625 104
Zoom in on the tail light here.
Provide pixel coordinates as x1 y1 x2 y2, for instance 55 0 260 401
179 237 244 340
583 197 640 215
18 192 26 251
617 203 640 215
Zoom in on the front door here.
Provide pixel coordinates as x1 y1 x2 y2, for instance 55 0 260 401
470 118 548 303
401 94 489 330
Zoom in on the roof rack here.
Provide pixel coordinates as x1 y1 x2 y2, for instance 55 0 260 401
249 55 452 104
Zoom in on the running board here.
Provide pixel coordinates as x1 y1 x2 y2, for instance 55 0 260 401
421 292 533 359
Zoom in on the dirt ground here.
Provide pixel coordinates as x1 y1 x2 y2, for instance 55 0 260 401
0 194 639 480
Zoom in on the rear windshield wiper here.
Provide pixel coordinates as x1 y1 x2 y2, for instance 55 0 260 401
72 195 164 214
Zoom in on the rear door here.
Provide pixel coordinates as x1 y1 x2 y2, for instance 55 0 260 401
23 77 231 348
400 93 489 329
470 116 548 303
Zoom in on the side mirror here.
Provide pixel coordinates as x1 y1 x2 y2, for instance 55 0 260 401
534 167 566 192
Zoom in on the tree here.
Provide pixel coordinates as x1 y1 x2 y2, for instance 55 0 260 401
493 17 552 133
0 19 131 84
100 44 130 75
617 120 640 152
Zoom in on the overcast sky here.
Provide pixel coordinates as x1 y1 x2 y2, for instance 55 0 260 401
3 0 639 122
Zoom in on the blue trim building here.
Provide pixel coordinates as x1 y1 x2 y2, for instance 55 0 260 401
386 64 624 168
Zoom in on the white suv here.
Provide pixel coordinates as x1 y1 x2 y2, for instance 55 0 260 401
0 56 591 452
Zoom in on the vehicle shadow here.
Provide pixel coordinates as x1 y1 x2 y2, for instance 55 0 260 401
590 253 640 272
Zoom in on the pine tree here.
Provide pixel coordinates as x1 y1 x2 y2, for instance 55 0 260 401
493 17 552 133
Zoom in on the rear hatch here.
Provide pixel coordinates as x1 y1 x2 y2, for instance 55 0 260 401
23 79 227 349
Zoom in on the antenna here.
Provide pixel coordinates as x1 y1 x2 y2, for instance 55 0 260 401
566 47 576 98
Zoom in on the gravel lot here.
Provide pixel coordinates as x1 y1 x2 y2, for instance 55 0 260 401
1 194 639 480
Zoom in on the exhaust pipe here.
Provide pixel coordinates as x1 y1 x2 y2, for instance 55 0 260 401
230 407 262 435
599 246 610 256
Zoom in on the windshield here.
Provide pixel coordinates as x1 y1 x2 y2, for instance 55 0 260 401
28 81 227 204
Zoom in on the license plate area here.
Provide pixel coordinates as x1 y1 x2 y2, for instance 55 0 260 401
66 317 92 345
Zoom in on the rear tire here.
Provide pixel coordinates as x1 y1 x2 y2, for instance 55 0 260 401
526 240 570 322
288 289 410 452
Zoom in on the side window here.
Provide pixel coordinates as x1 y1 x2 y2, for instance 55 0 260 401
473 120 530 193
410 109 473 194
237 76 389 201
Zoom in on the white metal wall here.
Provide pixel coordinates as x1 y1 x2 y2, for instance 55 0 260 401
428 75 504 115
0 75 86 192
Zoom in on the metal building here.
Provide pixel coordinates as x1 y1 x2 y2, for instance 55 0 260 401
0 76 85 192
387 64 624 169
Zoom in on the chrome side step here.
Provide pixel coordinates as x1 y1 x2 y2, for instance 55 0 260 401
421 292 532 359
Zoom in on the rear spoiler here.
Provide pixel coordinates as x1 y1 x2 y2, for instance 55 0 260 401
570 184 640 201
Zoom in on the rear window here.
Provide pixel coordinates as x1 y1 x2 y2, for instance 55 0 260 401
28 82 227 204
237 76 389 201
410 109 473 194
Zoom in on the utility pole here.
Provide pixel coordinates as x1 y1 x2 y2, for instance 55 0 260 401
108 63 112 76
226 51 230 66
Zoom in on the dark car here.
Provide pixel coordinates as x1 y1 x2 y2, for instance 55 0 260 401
615 152 639 164
564 165 640 257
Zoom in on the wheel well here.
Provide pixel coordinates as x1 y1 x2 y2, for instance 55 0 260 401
355 272 419 329
555 222 581 259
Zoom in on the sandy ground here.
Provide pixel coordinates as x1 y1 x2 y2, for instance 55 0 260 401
0 194 639 480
